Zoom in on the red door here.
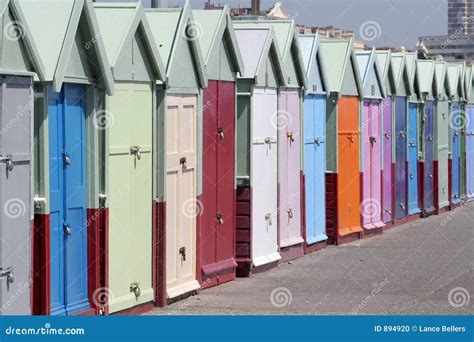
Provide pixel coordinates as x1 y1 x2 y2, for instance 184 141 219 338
200 80 236 285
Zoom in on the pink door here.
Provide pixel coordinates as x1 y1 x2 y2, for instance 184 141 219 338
370 102 384 227
361 101 372 228
278 89 303 248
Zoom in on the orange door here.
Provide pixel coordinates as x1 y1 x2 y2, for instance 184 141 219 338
337 96 363 236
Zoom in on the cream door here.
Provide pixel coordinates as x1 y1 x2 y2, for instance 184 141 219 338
108 83 153 313
166 95 200 298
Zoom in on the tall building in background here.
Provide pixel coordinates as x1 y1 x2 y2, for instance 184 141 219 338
448 0 474 34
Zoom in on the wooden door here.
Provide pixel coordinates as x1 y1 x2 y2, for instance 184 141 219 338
423 101 435 213
467 105 474 200
395 97 408 219
166 95 200 298
437 101 450 207
407 103 420 215
108 83 153 313
451 103 461 204
382 96 393 223
370 102 383 227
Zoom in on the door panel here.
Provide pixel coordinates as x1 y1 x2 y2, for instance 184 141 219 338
423 101 435 213
451 103 460 203
382 96 393 223
303 95 316 242
337 97 361 235
437 101 450 207
407 103 419 215
395 97 407 220
361 101 371 228
370 102 383 226
313 96 327 241
48 84 88 316
166 95 199 298
251 87 279 266
0 76 33 315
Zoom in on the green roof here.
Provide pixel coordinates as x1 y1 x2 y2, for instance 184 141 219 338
447 62 462 98
298 33 329 94
465 64 473 100
391 52 412 95
416 59 436 96
434 61 448 97
355 48 385 98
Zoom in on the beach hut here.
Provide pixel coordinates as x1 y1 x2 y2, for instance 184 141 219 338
298 33 329 253
355 48 385 236
235 19 308 261
404 52 421 218
192 7 244 287
433 61 451 214
447 62 464 207
465 65 474 201
455 63 467 202
233 23 286 275
94 3 166 314
391 52 413 224
0 0 44 315
19 0 114 315
145 2 208 304
375 50 397 225
417 60 437 217
320 39 364 245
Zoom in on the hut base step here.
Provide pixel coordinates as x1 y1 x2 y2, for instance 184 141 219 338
304 240 328 254
279 243 304 263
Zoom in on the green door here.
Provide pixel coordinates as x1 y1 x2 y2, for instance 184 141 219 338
108 83 153 313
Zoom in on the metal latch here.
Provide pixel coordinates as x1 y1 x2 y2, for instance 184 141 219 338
130 146 141 160
264 137 272 144
442 113 446 119
400 203 406 211
63 223 72 236
0 155 14 171
62 152 71 166
399 131 406 139
34 195 47 209
428 135 433 141
179 247 186 261
217 127 224 139
409 141 416 147
410 173 414 180
130 282 141 299
287 208 293 219
369 136 377 144
384 133 391 140
428 174 433 179
314 137 321 146
287 132 295 142
99 194 107 207
216 213 224 225
384 208 392 215
265 213 272 225
180 157 187 170
0 267 14 287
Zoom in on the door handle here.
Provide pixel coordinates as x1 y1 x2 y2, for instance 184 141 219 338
63 223 72 236
428 135 433 141
400 203 406 211
409 141 415 147
264 137 272 144
410 173 414 180
0 267 14 288
348 135 354 143
369 136 377 144
287 132 295 142
0 154 14 171
384 133 391 140
399 131 406 139
314 137 321 146
265 213 272 225
180 157 187 170
287 208 293 219
217 127 224 139
179 247 186 261
384 208 392 215
62 152 71 166
428 174 433 179
216 212 224 225
130 146 141 160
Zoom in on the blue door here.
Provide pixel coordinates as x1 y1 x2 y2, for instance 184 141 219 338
451 103 461 204
304 94 327 244
395 97 407 220
49 84 88 316
423 101 435 214
407 103 420 215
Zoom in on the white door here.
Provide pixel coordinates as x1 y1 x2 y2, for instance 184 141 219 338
166 95 200 298
251 87 280 267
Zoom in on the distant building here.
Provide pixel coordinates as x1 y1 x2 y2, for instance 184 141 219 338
448 0 474 34
296 25 366 49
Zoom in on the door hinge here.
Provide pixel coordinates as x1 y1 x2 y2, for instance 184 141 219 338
99 194 107 207
0 154 14 171
0 267 14 287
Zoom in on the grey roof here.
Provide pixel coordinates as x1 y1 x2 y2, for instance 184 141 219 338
355 48 386 98
16 0 113 94
434 60 450 97
145 0 207 88
1 0 44 79
391 52 413 96
298 33 329 96
192 7 244 77
319 38 363 97
416 59 437 97
447 62 463 99
404 52 417 92
94 2 166 81
465 64 473 100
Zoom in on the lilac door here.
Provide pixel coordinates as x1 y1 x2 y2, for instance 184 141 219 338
278 89 303 248
467 105 474 200
395 97 407 220
423 101 435 214
382 96 393 223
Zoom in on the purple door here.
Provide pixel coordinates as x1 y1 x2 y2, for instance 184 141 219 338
423 101 435 214
395 96 407 220
382 97 393 223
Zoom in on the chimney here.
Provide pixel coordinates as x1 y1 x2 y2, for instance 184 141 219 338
251 0 260 16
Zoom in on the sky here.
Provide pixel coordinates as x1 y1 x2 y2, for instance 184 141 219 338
97 0 448 48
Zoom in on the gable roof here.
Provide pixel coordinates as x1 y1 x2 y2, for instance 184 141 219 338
319 38 363 97
233 19 307 88
145 0 207 88
16 0 113 94
298 33 329 96
192 7 244 77
416 59 437 97
1 0 44 79
391 52 413 96
94 2 165 81
233 23 286 86
452 61 466 99
465 64 473 100
404 52 417 92
375 50 396 94
434 60 450 97
355 48 385 98
447 62 463 99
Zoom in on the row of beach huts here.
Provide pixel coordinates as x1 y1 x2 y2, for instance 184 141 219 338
0 0 473 316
